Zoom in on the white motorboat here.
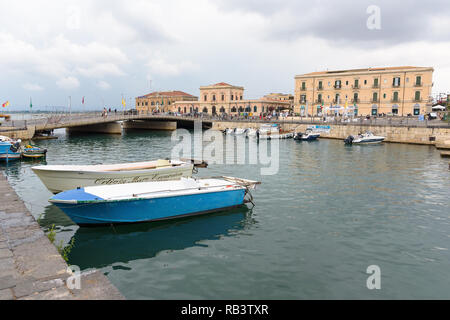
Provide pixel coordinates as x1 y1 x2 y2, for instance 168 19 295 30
344 131 385 145
294 128 321 141
224 128 247 135
32 159 195 194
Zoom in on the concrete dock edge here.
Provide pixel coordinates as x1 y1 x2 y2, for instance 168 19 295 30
0 173 124 300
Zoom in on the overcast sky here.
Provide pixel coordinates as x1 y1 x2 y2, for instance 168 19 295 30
1 0 449 110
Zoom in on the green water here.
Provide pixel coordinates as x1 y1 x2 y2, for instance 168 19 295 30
1 128 450 299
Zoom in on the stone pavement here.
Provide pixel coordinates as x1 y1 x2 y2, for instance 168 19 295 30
0 173 124 300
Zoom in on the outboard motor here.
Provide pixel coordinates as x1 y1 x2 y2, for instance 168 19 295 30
344 135 354 145
294 132 303 141
10 141 21 153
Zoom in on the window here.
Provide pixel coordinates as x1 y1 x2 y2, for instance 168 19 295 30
238 106 244 113
372 107 378 115
334 80 341 89
212 95 216 101
393 77 401 87
372 92 378 102
374 78 379 87
364 80 367 85
354 79 359 88
383 93 386 99
221 94 225 101
345 81 349 86
245 106 251 112
318 81 323 90
240 96 243 100
220 107 225 113
353 93 359 102
300 95 306 103
392 106 398 115
212 106 216 114
301 82 306 90
335 94 340 103
254 106 257 112
393 92 399 102
416 76 422 86
317 94 322 103
204 95 207 101
415 91 421 101
414 105 420 115
202 107 208 113
231 106 237 112
231 95 234 101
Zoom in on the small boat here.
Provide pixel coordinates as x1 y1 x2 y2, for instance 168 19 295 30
344 131 385 145
259 124 280 135
294 129 321 141
49 176 260 226
0 136 21 162
224 128 247 135
32 159 197 194
21 145 47 159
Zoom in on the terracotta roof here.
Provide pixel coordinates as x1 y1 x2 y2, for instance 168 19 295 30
137 91 196 98
213 82 232 86
298 66 431 77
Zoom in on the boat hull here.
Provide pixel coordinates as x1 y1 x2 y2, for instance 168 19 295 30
33 163 194 194
0 142 21 161
52 188 246 226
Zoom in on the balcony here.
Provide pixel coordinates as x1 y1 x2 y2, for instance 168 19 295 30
333 85 342 90
414 98 422 102
316 99 323 104
414 83 422 87
300 87 307 91
352 98 360 103
391 98 400 103
352 85 360 89
392 84 401 88
371 98 380 103
317 86 323 91
372 84 379 89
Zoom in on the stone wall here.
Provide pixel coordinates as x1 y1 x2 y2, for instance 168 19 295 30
211 121 450 145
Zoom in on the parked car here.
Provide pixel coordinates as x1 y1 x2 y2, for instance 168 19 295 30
427 112 438 120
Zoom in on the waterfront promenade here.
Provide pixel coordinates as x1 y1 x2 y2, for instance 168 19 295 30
0 173 124 300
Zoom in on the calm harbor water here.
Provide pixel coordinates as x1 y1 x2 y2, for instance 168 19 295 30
1 128 450 299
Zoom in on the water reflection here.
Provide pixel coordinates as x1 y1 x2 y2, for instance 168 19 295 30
67 207 256 270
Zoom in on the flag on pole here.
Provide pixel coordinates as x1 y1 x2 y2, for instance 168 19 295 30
82 96 85 105
121 98 126 108
2 101 9 108
30 97 32 110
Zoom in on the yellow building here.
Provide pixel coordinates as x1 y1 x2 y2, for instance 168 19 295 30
135 91 197 113
173 82 290 116
294 66 434 116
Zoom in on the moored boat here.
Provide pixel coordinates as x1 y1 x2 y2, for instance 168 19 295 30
344 131 385 145
21 145 47 159
0 136 21 162
294 128 321 141
49 176 260 226
32 159 196 194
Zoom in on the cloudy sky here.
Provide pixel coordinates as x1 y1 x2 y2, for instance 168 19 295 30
1 0 449 110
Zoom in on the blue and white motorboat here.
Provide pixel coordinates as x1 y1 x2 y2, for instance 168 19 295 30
294 128 321 141
344 131 385 145
49 176 260 226
0 136 21 162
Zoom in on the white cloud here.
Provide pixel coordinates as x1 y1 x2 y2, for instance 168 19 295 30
96 80 111 90
56 76 80 90
23 83 44 91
